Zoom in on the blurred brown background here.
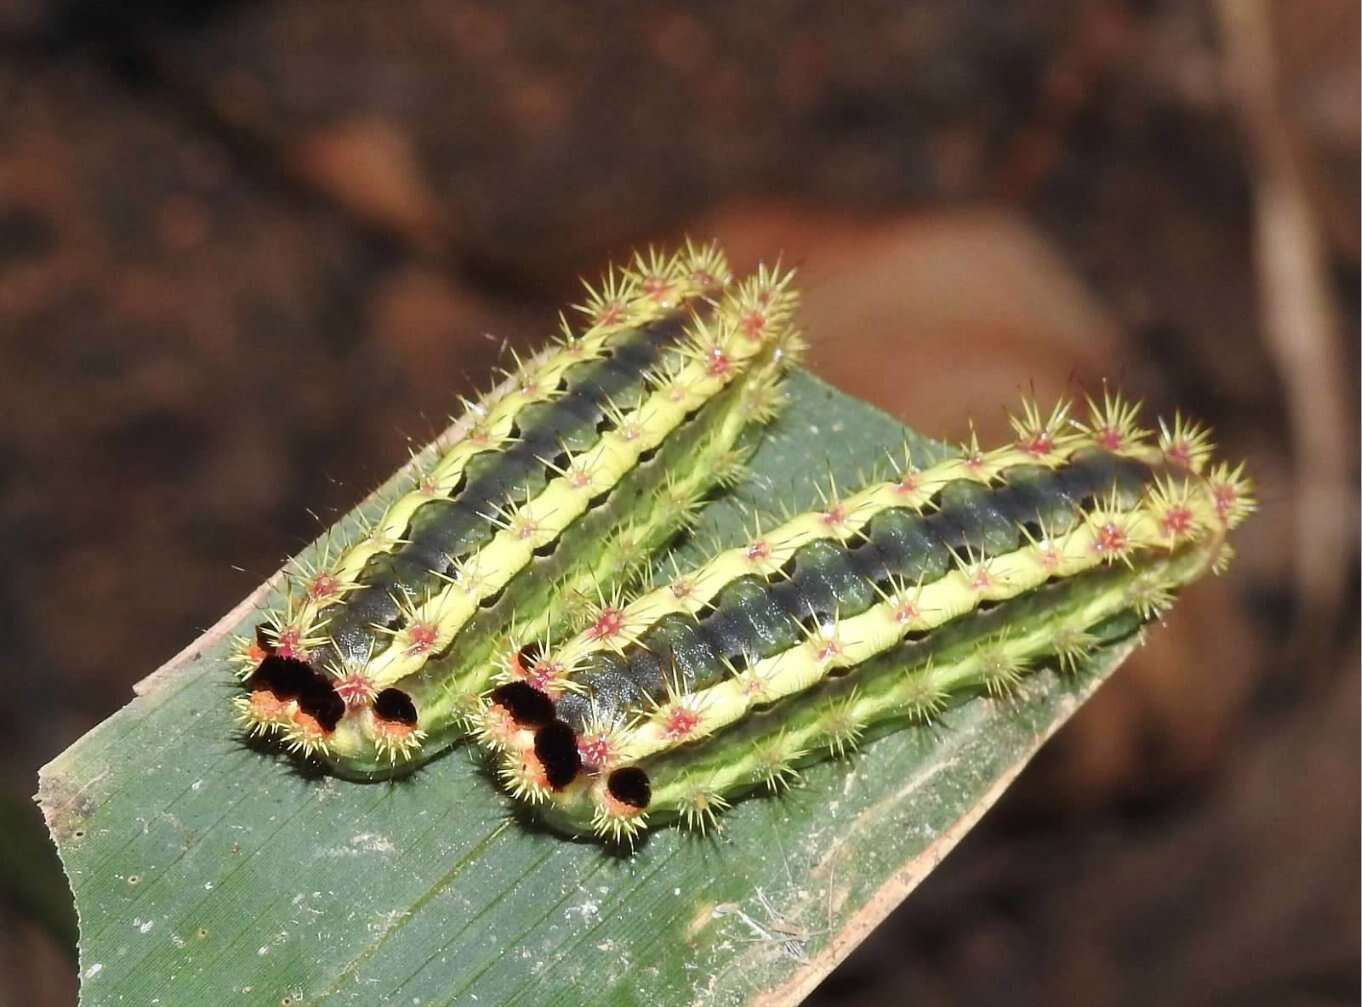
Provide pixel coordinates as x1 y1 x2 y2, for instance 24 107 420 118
1 2 1357 1004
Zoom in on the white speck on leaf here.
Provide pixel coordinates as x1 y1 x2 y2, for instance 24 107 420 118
368 909 409 936
565 898 599 921
346 832 395 854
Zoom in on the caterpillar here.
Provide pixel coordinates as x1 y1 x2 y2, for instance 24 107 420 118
232 242 804 776
479 395 1254 842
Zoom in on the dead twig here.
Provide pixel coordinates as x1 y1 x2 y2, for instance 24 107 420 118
1215 0 1355 651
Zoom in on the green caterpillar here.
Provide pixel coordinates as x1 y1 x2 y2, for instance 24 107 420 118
479 396 1253 841
232 242 803 776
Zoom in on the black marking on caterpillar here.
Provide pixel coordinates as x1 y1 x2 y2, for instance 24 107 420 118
479 395 1254 841
232 242 804 775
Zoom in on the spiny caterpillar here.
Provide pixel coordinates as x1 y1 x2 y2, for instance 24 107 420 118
233 242 803 776
479 395 1254 841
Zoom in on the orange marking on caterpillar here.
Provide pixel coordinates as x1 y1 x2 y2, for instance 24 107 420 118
291 709 331 743
480 703 520 750
588 608 625 641
404 622 439 656
1164 440 1194 469
1160 505 1194 538
307 572 341 602
335 673 377 709
1094 426 1124 451
705 346 731 377
814 634 842 663
1021 431 1055 457
1037 542 1062 571
274 627 306 659
577 734 615 771
891 597 920 624
641 274 673 303
1093 522 1128 558
527 659 566 692
249 688 290 722
374 717 419 746
663 706 701 740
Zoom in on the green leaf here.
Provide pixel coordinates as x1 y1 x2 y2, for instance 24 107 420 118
39 372 1137 1005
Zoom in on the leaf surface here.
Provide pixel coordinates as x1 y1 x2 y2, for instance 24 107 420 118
40 372 1136 1006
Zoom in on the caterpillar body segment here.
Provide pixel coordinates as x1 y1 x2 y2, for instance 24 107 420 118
481 395 1253 841
233 244 803 775
321 355 787 775
550 549 1193 838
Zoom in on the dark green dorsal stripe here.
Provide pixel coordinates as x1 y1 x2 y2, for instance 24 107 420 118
554 449 1152 732
316 311 694 671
